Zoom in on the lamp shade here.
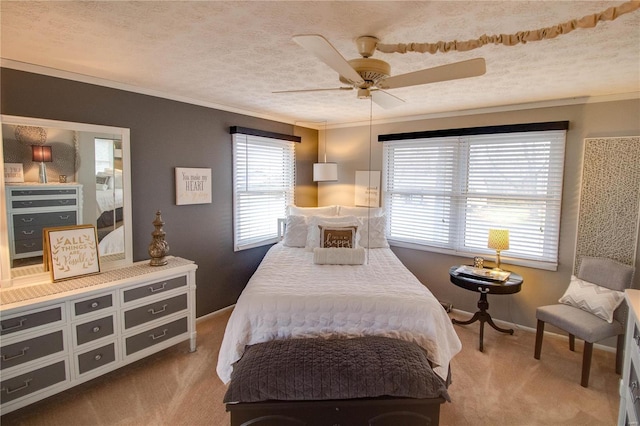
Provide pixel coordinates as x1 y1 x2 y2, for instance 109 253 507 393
313 162 337 182
32 145 52 162
488 229 509 251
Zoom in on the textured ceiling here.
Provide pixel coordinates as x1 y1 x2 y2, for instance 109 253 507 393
1 1 639 126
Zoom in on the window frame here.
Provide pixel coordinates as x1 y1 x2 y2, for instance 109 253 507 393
381 123 568 271
231 127 299 252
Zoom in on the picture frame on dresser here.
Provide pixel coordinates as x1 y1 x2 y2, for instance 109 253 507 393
43 225 100 281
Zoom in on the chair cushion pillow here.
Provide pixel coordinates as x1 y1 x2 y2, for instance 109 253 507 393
536 304 623 342
558 275 624 323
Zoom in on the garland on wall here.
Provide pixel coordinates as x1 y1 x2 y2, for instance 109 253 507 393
377 1 640 55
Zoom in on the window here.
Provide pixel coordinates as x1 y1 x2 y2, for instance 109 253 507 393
232 128 297 251
382 125 567 270
95 138 115 173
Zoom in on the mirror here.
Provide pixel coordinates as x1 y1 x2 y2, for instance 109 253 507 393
0 115 132 287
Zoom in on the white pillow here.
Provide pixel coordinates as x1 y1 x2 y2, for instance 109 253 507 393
558 275 625 323
338 206 384 217
287 205 338 217
305 215 359 251
357 215 389 248
282 215 308 247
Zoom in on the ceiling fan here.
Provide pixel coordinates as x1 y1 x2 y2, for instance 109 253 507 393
275 34 486 109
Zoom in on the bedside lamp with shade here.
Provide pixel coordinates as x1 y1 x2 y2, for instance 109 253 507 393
32 145 52 183
488 228 509 271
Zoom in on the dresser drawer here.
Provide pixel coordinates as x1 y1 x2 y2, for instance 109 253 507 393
13 238 43 254
0 307 63 336
12 199 77 209
0 331 64 370
10 188 77 197
75 316 115 346
74 294 113 317
77 343 116 375
125 317 188 356
14 211 77 229
124 294 187 329
123 275 187 303
0 361 67 404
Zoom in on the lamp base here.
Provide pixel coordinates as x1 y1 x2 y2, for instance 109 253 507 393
38 162 48 184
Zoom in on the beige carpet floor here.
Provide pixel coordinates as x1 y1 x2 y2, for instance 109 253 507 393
1 308 619 426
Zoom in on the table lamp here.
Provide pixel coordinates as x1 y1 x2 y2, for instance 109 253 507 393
32 145 52 183
488 229 509 271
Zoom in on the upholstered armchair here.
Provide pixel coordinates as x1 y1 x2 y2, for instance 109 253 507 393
534 257 635 387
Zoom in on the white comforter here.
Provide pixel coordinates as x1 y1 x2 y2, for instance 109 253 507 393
95 188 124 218
217 243 461 383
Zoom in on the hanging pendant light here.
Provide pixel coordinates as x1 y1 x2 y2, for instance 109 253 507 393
313 121 337 182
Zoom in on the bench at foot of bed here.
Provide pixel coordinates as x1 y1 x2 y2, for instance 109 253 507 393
227 396 445 426
223 336 450 426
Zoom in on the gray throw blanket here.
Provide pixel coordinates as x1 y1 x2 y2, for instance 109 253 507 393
223 336 450 403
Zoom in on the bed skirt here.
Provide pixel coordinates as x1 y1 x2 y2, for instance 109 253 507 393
224 336 449 426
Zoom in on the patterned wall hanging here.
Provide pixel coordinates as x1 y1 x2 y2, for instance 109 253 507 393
574 136 640 273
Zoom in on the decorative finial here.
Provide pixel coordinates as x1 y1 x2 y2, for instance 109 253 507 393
148 210 169 266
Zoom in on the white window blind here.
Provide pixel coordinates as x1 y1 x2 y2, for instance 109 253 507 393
383 129 566 269
232 133 295 251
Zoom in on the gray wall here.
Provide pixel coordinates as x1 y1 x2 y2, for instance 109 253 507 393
0 68 318 317
319 99 640 338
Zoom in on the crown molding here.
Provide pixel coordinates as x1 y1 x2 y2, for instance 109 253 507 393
1 59 298 125
3 59 638 131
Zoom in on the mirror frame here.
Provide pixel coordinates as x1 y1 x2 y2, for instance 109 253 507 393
0 115 133 288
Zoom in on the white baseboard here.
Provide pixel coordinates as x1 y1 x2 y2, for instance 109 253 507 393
450 308 616 353
196 304 235 323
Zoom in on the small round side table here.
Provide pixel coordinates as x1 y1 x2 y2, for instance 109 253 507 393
449 265 523 352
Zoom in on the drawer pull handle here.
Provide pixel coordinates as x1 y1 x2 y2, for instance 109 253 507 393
20 218 34 223
20 201 33 206
1 379 32 395
18 191 33 195
149 329 168 340
90 302 99 309
149 283 167 293
21 243 37 248
94 354 103 361
148 304 168 315
1 346 30 361
21 230 35 236
92 326 101 333
59 215 70 220
1 318 27 331
58 200 70 205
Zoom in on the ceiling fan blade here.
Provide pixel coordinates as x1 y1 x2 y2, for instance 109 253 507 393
293 34 365 86
273 87 353 94
371 90 405 109
379 58 486 89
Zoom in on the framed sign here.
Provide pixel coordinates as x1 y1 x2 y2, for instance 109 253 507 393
355 170 380 207
4 163 24 183
175 167 212 205
44 225 101 281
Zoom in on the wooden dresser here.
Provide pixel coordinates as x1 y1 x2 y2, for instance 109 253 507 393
619 289 640 425
5 183 83 264
0 257 197 415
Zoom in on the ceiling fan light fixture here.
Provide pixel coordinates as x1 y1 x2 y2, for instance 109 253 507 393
357 88 370 99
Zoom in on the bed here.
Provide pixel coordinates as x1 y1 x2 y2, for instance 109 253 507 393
96 187 124 228
217 207 461 425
